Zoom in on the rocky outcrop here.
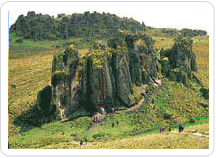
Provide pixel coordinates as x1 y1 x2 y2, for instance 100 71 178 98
48 32 165 118
135 37 158 84
38 33 198 119
125 34 142 85
88 42 115 111
113 49 132 107
160 37 198 85
51 47 81 119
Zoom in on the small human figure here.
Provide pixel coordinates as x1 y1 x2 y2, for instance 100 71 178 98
11 83 16 89
112 108 115 114
117 121 119 126
159 127 165 134
112 122 115 127
179 124 184 133
80 139 83 149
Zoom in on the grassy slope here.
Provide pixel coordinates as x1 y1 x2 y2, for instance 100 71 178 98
8 34 209 149
192 36 209 89
68 123 209 149
9 33 101 59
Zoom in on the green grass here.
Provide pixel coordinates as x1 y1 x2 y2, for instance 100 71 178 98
9 33 101 59
153 78 208 119
9 112 208 149
9 77 209 148
9 116 92 149
78 123 209 149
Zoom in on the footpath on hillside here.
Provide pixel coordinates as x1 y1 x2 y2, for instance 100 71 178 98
39 125 209 149
87 79 162 131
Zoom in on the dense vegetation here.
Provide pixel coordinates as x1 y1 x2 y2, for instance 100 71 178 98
10 11 207 42
146 26 207 37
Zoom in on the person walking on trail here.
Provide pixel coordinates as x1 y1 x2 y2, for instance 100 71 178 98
169 126 171 135
159 127 165 134
112 122 115 127
179 124 184 133
112 108 115 114
80 139 83 149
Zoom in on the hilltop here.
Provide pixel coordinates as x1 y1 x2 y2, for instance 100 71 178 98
9 11 146 41
10 11 207 41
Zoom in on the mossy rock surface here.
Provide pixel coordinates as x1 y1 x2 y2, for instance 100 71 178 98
168 37 197 81
52 54 65 72
51 47 81 117
160 49 171 58
141 68 154 84
89 41 112 69
92 41 107 50
160 57 169 65
168 68 189 86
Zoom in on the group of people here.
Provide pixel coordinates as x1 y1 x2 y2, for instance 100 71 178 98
159 124 184 134
112 121 119 127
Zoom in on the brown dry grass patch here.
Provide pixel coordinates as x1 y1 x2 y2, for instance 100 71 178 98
8 49 61 135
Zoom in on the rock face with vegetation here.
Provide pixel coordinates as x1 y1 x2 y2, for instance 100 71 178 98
134 35 159 84
37 31 198 120
160 37 198 85
43 31 160 118
9 11 207 42
51 46 81 118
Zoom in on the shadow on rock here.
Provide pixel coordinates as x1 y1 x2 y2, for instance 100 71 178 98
200 88 209 100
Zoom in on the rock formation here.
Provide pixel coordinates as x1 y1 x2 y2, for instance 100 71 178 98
37 31 198 120
160 37 198 86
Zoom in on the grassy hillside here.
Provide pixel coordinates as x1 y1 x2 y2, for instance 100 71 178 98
192 36 209 89
9 117 209 149
9 33 101 59
8 34 209 149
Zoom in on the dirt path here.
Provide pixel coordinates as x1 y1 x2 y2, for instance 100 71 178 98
115 97 145 114
88 80 162 130
116 80 162 114
170 130 209 138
